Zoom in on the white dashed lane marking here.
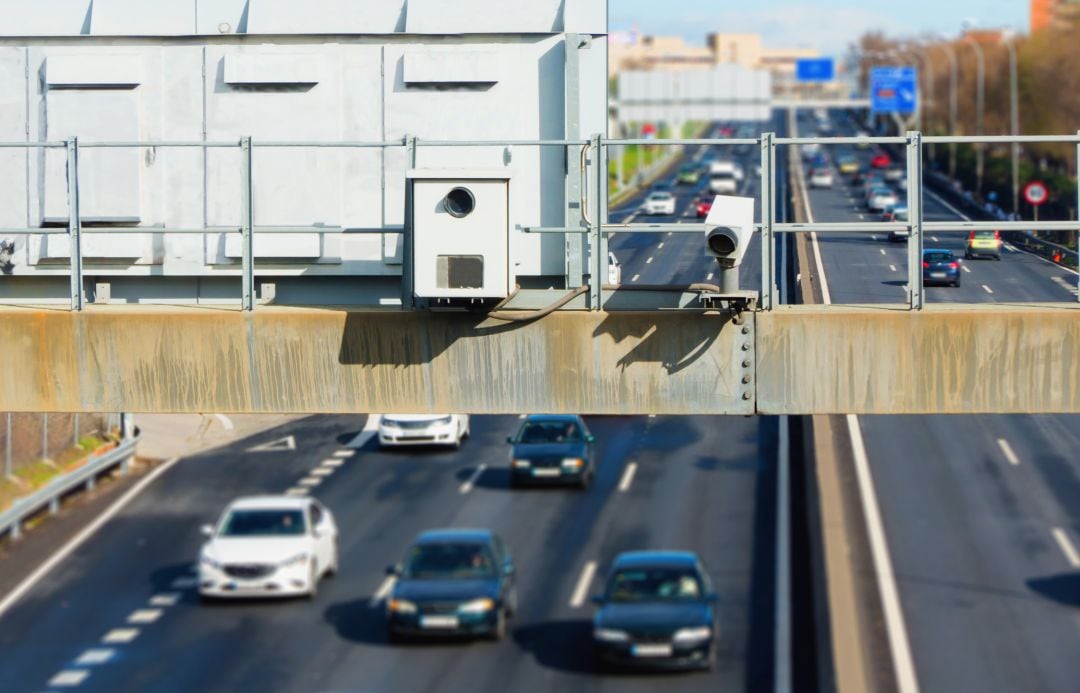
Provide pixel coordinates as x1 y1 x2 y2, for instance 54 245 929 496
102 628 139 644
962 265 971 273
657 242 664 248
75 648 116 666
645 257 653 264
631 274 640 282
321 458 346 468
1051 528 1080 567
569 561 598 608
285 487 308 497
169 576 198 590
149 593 181 607
618 463 638 493
459 464 487 494
889 264 897 272
48 670 90 687
982 284 994 294
310 467 335 477
370 576 397 607
996 439 1021 466
332 450 355 459
879 249 886 255
127 609 163 625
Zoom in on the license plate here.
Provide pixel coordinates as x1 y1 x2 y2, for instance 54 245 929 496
532 468 560 477
632 643 673 658
420 615 459 629
930 272 946 278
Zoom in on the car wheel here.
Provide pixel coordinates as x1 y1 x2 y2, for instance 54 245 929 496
578 469 593 490
326 544 339 577
702 643 717 672
306 564 319 599
489 608 507 641
995 254 1001 261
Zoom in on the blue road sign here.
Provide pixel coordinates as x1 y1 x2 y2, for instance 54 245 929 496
870 66 917 115
796 58 835 83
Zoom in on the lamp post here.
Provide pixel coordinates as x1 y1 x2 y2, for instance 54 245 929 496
1004 38 1020 215
961 33 986 196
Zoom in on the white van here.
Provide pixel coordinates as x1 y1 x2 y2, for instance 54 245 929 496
708 161 738 194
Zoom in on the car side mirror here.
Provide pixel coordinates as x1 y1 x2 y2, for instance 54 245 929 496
506 436 515 444
585 435 596 443
200 524 214 537
503 563 515 576
386 564 401 576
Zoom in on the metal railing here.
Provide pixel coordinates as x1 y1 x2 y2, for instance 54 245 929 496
0 434 138 541
0 132 1077 311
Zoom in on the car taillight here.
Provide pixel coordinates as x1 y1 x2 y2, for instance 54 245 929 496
949 262 959 269
994 230 1001 240
922 262 930 269
968 231 976 240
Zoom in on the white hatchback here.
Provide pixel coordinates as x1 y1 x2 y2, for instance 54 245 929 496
642 191 677 215
378 414 470 448
198 496 338 599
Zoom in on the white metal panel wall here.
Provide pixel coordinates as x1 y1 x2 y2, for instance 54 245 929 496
246 0 405 34
89 0 196 35
195 0 249 35
0 48 26 238
0 0 92 36
406 0 562 34
563 0 607 34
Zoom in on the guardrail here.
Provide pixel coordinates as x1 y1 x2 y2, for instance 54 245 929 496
0 132 1077 312
0 435 138 541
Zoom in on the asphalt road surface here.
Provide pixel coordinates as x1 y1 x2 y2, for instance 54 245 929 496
0 413 779 692
796 109 1080 693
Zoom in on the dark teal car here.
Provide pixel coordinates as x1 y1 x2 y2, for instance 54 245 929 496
385 529 516 642
507 414 596 488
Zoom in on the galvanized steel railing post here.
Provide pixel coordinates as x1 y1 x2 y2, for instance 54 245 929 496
760 132 776 310
240 136 254 311
403 134 417 309
591 133 603 309
906 131 924 310
66 137 83 311
1076 130 1080 303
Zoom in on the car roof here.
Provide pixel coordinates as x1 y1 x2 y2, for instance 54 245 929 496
612 550 700 569
923 248 954 255
522 414 582 424
227 495 310 510
415 528 494 545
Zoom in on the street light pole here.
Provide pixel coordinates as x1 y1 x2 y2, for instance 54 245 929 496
962 34 986 196
939 42 959 178
1004 39 1020 215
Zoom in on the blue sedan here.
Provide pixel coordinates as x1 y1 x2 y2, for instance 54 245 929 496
507 414 596 488
923 249 962 287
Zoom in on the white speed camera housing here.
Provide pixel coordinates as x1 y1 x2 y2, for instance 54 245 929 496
703 195 755 269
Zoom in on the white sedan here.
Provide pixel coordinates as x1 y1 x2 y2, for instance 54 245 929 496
378 414 470 448
198 496 338 599
642 191 677 215
809 168 834 189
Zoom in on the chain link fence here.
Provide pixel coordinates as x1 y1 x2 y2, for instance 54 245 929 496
1 412 119 482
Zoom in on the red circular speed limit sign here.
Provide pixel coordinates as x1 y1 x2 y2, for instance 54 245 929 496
1023 180 1049 206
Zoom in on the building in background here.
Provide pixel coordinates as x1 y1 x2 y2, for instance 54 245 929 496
1031 0 1080 31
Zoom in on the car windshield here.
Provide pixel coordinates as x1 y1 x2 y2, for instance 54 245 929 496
973 231 997 239
648 193 671 201
219 508 306 537
518 420 582 443
403 543 496 580
925 251 954 263
606 567 704 603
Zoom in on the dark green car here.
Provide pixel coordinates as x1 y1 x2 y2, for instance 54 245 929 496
676 165 700 185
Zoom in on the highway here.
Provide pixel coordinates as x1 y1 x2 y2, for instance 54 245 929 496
0 412 778 692
795 109 1080 693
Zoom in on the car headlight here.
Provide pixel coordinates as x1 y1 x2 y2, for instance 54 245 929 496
673 626 713 643
593 627 630 642
279 552 310 568
561 457 584 468
458 598 495 614
381 419 401 428
200 554 221 569
388 599 417 614
512 459 532 468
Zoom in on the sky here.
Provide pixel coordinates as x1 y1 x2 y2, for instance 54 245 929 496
609 0 1029 56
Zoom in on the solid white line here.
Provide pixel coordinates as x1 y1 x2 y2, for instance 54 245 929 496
101 628 139 644
846 414 920 693
996 439 1021 466
645 256 653 264
127 609 163 625
345 417 381 449
618 462 638 492
569 561 598 608
213 414 234 431
1051 528 1080 567
631 274 640 282
889 264 897 272
459 463 487 494
75 648 115 666
148 593 180 607
982 284 994 294
369 576 396 607
775 415 792 693
0 457 182 622
962 265 971 274
48 670 90 687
